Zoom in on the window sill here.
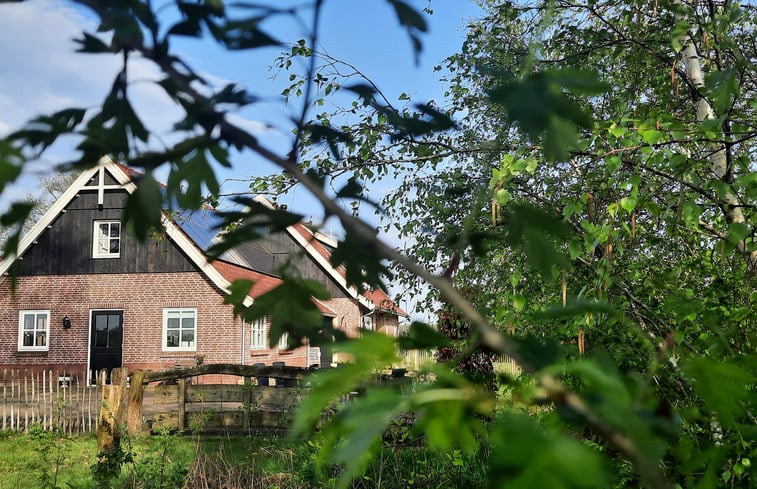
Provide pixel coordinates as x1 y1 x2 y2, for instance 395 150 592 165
160 352 197 357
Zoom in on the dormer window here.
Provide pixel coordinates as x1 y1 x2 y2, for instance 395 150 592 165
93 221 120 258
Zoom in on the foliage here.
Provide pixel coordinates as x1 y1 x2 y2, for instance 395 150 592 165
0 432 487 489
0 1 755 489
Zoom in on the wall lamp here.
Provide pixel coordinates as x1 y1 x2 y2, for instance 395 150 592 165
62 316 72 329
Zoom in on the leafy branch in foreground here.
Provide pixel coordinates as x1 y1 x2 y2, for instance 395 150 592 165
0 1 754 489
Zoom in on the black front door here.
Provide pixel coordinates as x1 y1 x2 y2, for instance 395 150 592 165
90 310 123 376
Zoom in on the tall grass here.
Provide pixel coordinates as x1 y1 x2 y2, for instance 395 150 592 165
0 430 487 488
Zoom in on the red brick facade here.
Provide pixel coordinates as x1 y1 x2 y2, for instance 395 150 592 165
0 271 321 372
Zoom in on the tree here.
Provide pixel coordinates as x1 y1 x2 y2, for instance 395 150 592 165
279 0 756 486
0 171 77 248
0 1 754 488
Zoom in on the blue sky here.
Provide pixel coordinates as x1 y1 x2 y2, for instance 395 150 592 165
0 0 483 317
0 0 481 206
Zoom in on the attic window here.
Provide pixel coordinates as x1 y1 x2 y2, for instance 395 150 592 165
93 221 120 258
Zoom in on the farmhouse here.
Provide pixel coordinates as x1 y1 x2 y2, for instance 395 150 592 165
0 157 405 375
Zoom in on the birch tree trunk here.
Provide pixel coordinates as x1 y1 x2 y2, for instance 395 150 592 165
678 5 757 273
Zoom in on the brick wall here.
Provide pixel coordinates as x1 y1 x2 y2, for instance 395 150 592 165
0 273 396 373
0 271 310 372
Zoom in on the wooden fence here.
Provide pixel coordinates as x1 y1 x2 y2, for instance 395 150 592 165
1 369 101 434
124 364 313 438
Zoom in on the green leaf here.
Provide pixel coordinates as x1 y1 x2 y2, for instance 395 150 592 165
670 20 691 52
489 69 605 162
242 275 333 349
387 0 427 62
74 32 113 53
331 231 392 292
388 0 428 32
683 356 756 427
489 411 610 489
705 69 739 114
608 124 626 138
123 172 164 241
292 333 399 437
513 294 526 312
496 188 511 205
640 129 663 145
509 271 521 288
397 321 450 349
619 196 636 212
512 335 562 371
208 16 280 50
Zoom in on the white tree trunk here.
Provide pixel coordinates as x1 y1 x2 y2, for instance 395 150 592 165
679 9 757 273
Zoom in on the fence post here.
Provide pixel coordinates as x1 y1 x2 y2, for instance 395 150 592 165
97 367 128 453
126 370 146 435
243 376 251 431
177 378 186 432
1 369 6 431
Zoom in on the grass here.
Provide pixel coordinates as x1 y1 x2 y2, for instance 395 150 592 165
0 429 102 489
0 429 487 488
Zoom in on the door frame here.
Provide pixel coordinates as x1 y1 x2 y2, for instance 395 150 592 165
86 309 124 383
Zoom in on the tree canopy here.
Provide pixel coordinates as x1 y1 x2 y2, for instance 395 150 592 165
0 1 754 488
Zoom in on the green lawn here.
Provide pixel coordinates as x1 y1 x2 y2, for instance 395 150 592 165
0 428 485 488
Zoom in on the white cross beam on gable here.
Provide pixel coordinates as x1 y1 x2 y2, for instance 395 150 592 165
97 165 105 210
93 164 127 211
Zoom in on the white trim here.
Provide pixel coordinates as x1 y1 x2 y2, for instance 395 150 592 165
92 220 121 258
17 309 50 351
252 195 374 310
97 165 105 207
313 230 338 248
162 307 197 352
0 156 110 278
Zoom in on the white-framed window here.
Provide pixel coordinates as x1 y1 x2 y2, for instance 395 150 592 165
18 310 50 351
162 308 196 351
278 332 289 349
250 318 266 350
93 221 121 258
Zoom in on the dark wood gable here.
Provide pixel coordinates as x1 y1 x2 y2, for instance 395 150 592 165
16 177 196 276
233 230 348 298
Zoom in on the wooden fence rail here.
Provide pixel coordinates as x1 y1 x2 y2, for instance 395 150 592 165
1 369 101 434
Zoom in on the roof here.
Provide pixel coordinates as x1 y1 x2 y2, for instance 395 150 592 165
0 157 404 317
363 288 409 317
0 157 235 301
212 259 337 316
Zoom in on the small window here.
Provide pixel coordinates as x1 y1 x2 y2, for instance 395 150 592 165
163 308 196 351
18 310 50 351
250 318 266 350
278 332 289 350
93 221 121 258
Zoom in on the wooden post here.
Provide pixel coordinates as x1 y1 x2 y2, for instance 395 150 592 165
177 378 186 432
1 369 6 431
97 368 128 453
10 370 15 431
243 376 251 431
126 370 146 435
88 373 93 432
24 370 29 431
48 370 53 430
